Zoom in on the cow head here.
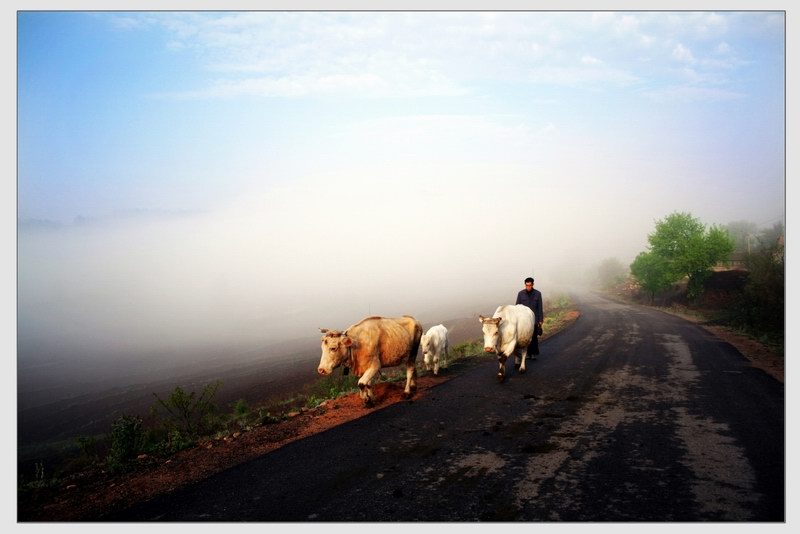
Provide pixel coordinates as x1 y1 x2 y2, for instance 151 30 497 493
479 316 502 353
318 329 353 375
420 333 431 357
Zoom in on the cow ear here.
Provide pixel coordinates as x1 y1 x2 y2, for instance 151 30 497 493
478 315 485 323
342 337 353 347
320 328 329 334
496 317 503 324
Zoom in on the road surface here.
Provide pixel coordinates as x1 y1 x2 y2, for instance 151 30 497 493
106 293 784 521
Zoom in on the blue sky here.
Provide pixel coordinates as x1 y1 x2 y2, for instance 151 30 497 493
16 10 786 359
19 11 784 225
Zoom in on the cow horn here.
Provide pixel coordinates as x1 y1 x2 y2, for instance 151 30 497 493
320 328 328 334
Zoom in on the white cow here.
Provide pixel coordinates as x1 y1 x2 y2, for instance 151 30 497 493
421 324 449 376
479 304 535 382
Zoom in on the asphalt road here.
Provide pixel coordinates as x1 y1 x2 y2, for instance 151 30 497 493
106 292 784 522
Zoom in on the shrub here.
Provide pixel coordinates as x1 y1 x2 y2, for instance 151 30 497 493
725 238 784 347
232 398 250 419
106 415 145 474
150 380 222 441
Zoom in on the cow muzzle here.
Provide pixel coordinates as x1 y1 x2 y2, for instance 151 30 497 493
317 367 330 376
484 347 495 353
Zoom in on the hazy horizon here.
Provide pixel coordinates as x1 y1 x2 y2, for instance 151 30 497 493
17 11 785 401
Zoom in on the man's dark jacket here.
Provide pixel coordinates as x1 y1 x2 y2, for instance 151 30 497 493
516 288 544 325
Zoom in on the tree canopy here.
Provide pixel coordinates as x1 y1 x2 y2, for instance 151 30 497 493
630 251 673 301
631 212 734 300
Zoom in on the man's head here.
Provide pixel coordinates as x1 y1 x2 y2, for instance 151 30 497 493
524 277 534 291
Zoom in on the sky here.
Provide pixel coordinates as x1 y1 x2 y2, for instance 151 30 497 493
15 10 786 379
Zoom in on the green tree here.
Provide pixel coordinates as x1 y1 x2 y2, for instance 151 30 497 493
630 251 673 302
646 212 734 300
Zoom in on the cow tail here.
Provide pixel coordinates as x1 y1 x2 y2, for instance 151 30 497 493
411 323 422 363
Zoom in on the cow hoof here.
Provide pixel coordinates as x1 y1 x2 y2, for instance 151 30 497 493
497 373 505 383
519 367 526 374
364 399 375 408
403 391 413 400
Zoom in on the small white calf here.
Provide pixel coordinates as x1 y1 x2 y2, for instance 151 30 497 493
421 324 449 376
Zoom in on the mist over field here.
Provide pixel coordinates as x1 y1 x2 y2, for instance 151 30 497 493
17 11 785 410
16 180 605 398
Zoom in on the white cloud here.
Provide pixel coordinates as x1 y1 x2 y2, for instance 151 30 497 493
124 12 771 101
108 15 147 31
529 65 639 87
581 55 603 66
539 122 556 134
157 69 469 100
672 43 697 64
644 86 746 103
616 14 641 34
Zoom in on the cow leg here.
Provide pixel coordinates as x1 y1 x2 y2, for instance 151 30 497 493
359 366 380 407
518 345 528 374
404 360 417 398
433 352 439 376
497 354 507 382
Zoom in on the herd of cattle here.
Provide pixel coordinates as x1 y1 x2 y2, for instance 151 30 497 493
317 304 537 407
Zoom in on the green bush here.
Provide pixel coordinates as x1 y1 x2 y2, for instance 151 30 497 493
725 239 784 347
232 398 250 418
106 415 145 474
151 380 222 440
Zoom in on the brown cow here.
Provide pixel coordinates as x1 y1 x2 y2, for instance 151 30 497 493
318 315 423 407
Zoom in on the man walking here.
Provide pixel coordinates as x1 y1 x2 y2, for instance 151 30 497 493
516 277 544 359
